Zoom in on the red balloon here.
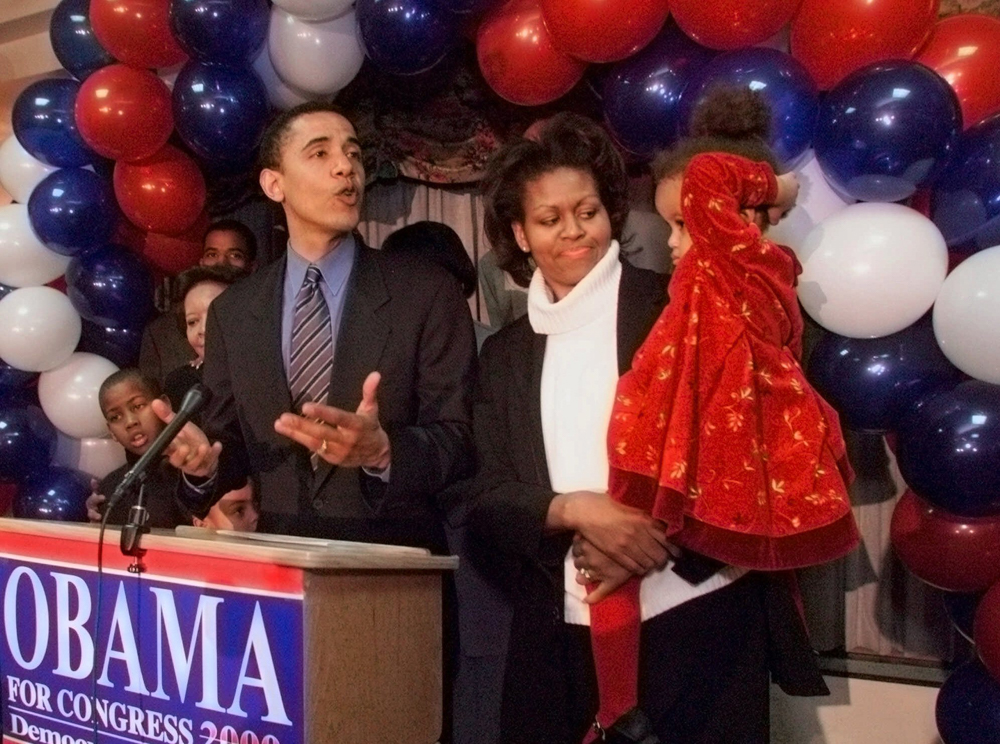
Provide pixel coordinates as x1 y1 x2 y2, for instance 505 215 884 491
137 212 209 276
891 490 1000 593
790 0 939 91
477 0 588 106
670 0 800 51
917 14 1000 129
75 64 174 162
90 0 187 69
541 0 669 63
976 583 1000 684
114 145 206 236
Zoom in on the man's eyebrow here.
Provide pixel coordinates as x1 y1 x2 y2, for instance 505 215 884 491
346 136 361 149
301 136 330 152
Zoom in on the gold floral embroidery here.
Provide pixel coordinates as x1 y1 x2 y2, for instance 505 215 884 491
739 301 752 320
660 344 676 357
708 197 724 212
689 486 702 499
731 243 747 253
771 479 786 494
615 440 627 455
656 368 671 381
726 410 745 432
670 460 687 479
757 369 773 386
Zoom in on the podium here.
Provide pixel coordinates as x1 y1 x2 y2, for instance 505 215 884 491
0 517 456 744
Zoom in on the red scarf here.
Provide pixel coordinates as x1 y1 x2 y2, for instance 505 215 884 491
589 153 859 736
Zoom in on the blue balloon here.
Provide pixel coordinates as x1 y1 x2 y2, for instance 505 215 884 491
601 21 717 158
66 244 155 329
0 404 56 483
78 319 143 368
936 662 1000 743
438 0 498 12
27 168 117 257
49 0 115 80
357 0 459 76
12 466 90 522
943 592 981 644
679 47 818 170
172 62 268 169
896 380 1000 518
807 316 964 433
170 0 268 65
814 61 961 203
931 113 1000 254
11 78 98 168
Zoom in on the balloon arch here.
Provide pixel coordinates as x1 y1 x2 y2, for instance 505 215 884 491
3 2 1000 739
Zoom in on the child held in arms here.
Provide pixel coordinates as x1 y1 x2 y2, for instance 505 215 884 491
87 368 257 532
582 87 860 739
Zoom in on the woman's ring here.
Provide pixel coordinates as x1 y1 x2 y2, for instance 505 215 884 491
578 567 593 581
319 440 329 455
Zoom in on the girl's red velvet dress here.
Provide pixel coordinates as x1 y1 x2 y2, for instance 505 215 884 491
589 153 859 736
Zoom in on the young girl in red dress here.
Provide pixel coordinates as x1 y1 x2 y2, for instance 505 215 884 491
586 88 860 740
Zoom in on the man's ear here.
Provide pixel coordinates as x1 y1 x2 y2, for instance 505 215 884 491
259 167 284 203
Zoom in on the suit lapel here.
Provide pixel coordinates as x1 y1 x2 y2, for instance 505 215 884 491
616 261 667 374
247 260 293 425
526 329 552 489
312 246 390 492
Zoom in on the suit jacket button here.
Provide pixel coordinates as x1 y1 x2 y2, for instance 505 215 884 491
311 498 323 509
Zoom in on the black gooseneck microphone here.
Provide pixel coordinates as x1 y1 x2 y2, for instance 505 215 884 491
110 384 208 556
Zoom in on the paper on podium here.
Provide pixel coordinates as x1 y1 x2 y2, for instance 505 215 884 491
174 524 431 555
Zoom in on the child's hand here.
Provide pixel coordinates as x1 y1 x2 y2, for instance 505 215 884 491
768 172 801 225
86 480 104 523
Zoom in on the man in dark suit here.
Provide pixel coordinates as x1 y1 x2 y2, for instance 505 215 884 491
154 101 476 550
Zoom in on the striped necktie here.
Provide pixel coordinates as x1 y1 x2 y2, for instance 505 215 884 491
288 265 333 468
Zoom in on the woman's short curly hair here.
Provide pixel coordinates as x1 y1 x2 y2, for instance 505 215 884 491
481 113 629 287
651 86 779 183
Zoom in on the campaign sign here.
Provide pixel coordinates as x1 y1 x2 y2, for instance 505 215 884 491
0 535 304 744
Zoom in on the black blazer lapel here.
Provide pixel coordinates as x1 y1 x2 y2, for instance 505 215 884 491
312 246 390 492
246 259 293 425
526 330 551 489
616 261 667 374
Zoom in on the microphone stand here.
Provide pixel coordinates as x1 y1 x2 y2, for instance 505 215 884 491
119 477 150 571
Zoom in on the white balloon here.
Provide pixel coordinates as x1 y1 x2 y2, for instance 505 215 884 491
38 352 119 439
252 44 314 110
0 136 59 204
53 433 126 480
0 203 72 287
0 287 81 372
796 202 948 338
273 0 352 22
268 8 364 96
933 245 1000 384
768 151 854 253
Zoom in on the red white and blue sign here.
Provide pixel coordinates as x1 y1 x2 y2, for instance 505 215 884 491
1 530 304 744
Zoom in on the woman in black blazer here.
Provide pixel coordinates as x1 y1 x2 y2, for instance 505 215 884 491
467 115 827 744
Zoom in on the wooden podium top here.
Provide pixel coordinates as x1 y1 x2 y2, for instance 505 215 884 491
0 517 458 572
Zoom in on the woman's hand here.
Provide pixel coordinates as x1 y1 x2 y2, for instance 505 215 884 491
767 171 801 225
571 534 634 604
550 490 670 574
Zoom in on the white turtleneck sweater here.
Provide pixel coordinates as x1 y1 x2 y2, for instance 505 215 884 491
527 241 745 627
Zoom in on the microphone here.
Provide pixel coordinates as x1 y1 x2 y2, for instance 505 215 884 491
112 384 208 557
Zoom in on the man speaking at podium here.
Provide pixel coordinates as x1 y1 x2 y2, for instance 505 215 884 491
153 101 476 551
